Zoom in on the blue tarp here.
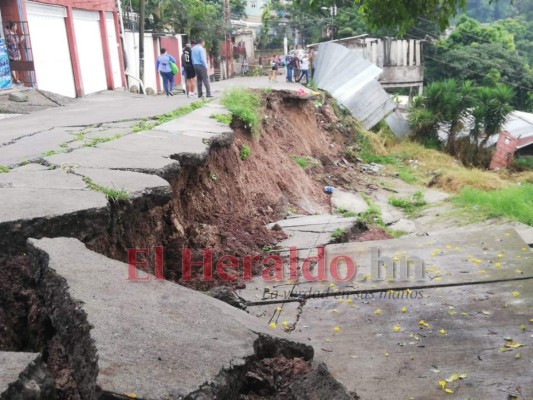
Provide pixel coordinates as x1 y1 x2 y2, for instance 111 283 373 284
0 38 13 90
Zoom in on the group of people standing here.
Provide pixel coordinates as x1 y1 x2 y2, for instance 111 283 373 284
268 51 312 84
156 39 212 98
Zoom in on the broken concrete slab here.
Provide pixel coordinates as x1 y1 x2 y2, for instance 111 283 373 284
0 127 73 166
28 237 315 399
8 92 29 103
44 146 180 178
0 168 109 255
388 218 417 234
331 188 369 214
291 279 533 400
268 215 356 230
0 352 56 400
75 168 171 200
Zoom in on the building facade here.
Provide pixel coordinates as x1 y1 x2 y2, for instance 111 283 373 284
0 0 125 97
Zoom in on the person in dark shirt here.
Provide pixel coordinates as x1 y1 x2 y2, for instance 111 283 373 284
181 42 196 97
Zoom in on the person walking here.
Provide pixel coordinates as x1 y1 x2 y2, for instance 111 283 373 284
181 42 196 97
156 48 176 96
285 53 294 82
191 39 212 98
296 55 310 84
269 54 279 82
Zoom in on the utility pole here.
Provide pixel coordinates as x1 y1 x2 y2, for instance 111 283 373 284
223 0 232 79
139 0 145 89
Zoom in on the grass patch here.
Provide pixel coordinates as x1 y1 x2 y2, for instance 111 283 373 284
240 144 251 161
132 100 207 133
82 177 129 200
336 207 358 218
513 157 533 170
331 227 345 239
221 88 262 138
82 134 123 147
42 149 66 157
0 165 9 173
359 195 384 226
210 113 232 125
291 156 320 169
452 184 533 226
388 191 427 217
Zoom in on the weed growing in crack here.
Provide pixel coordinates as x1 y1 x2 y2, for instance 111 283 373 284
42 149 66 157
388 191 427 217
240 145 251 161
131 100 208 133
331 228 346 239
221 88 261 138
82 176 129 200
210 113 232 125
0 165 9 173
209 171 217 181
82 134 123 147
336 208 358 218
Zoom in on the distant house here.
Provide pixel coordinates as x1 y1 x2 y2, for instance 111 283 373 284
0 0 125 97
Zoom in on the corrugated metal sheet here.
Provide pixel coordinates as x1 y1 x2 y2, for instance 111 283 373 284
314 42 406 133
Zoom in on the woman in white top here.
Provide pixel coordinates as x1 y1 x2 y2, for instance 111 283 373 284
296 55 310 84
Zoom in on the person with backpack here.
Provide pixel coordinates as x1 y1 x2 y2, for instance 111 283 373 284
181 42 196 97
156 48 177 96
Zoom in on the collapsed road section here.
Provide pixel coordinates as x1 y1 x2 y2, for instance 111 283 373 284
0 89 366 399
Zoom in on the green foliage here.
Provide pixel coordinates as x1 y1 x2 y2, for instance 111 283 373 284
453 184 533 225
240 144 251 161
210 113 232 125
410 79 514 162
0 165 9 173
513 157 533 171
221 88 262 138
397 168 417 184
82 134 123 147
359 196 383 226
356 133 397 165
388 191 427 216
82 177 129 200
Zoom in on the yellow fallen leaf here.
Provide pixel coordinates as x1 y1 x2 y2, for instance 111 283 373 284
512 291 520 297
419 320 430 328
332 309 338 313
458 372 468 379
375 309 382 315
445 373 460 383
338 299 343 303
479 270 487 274
438 380 446 389
439 329 447 335
325 338 331 343
499 347 512 352
333 326 341 333
276 307 282 312
448 310 457 316
445 245 452 250
384 352 389 357
393 324 401 332
521 247 527 251
482 310 491 315
497 253 504 258
269 322 277 329
454 247 460 250
515 353 521 359
346 298 353 304
445 389 454 394
530 318 533 323
350 355 358 359
125 394 137 399
401 306 407 313
281 321 289 327
495 262 502 268
329 283 336 288
410 355 415 360
521 325 526 331
516 269 523 274
504 341 524 349
406 289 412 295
